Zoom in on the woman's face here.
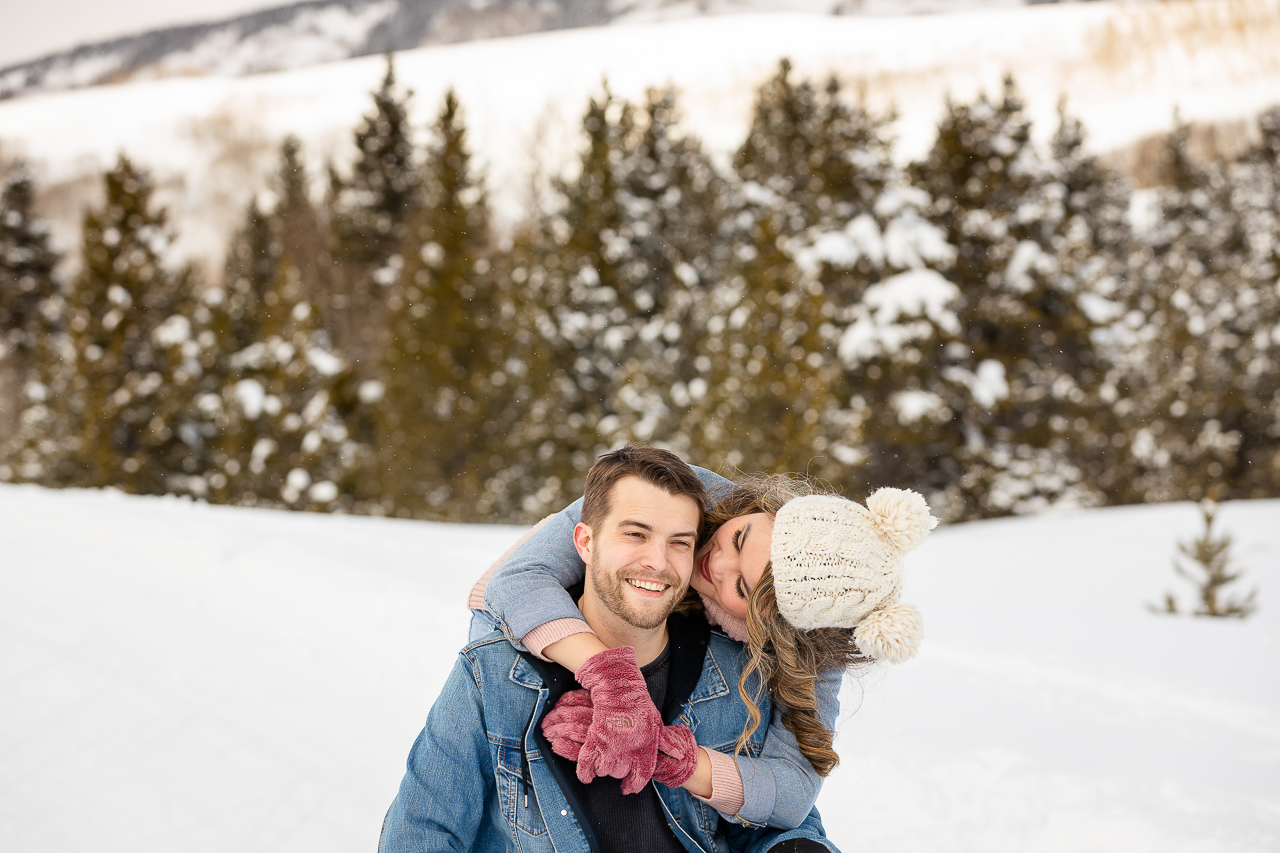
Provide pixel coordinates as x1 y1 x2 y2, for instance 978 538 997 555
691 512 774 620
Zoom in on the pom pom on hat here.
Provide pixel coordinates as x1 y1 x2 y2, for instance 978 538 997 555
854 602 923 664
771 489 937 662
865 488 937 552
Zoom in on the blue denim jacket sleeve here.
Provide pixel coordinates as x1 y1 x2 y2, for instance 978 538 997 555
481 465 735 645
379 654 493 853
729 668 842 829
721 807 840 853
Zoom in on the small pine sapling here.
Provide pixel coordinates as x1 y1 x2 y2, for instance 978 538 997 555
1155 501 1258 618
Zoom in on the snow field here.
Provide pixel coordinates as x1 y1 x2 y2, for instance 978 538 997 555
1 483 1277 851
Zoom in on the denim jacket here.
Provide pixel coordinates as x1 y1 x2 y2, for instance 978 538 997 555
481 466 839 829
380 612 837 853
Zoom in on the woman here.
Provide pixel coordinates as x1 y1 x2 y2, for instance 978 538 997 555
470 462 934 829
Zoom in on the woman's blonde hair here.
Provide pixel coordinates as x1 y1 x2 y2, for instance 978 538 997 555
703 473 869 776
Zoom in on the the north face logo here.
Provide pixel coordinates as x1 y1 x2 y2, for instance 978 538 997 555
606 715 635 729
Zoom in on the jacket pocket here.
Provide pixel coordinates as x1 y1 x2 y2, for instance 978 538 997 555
495 743 549 838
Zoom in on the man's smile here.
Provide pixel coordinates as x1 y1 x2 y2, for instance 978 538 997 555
626 578 671 596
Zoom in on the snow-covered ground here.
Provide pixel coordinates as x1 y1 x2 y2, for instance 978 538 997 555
1 0 1278 268
2 483 1276 852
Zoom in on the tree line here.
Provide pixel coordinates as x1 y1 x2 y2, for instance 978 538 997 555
2 58 1277 524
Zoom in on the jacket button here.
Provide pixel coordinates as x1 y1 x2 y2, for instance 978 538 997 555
560 810 567 816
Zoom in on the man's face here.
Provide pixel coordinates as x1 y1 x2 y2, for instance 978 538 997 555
576 476 701 630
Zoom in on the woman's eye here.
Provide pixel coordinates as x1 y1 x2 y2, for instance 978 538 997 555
732 529 742 552
735 577 747 599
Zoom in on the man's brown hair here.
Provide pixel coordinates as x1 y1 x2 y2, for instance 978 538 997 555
581 444 707 531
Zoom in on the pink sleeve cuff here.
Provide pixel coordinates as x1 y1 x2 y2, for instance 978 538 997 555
467 562 499 611
693 748 745 817
522 618 595 660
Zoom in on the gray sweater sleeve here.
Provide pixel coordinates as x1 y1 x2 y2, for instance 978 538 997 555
729 668 841 829
481 465 734 647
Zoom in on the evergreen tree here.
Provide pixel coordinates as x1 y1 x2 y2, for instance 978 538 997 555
0 162 60 366
712 61 938 494
735 60 894 239
907 78 1113 518
1156 501 1257 618
329 55 420 362
191 180 368 511
821 193 964 515
685 208 845 481
0 161 64 482
542 86 634 461
273 135 335 339
603 88 730 453
1044 104 1134 503
1117 114 1280 502
377 89 509 519
511 86 731 497
64 155 199 493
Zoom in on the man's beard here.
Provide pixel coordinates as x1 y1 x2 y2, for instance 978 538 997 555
590 561 688 630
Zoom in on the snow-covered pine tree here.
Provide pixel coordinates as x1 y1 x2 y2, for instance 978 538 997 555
514 87 637 483
273 135 336 341
706 62 947 492
328 55 420 363
1117 112 1280 502
907 78 1113 518
377 88 510 520
685 206 845 481
736 70 967 508
1157 501 1258 618
192 190 366 512
815 185 962 514
1045 104 1134 504
64 155 200 494
0 160 64 482
603 87 730 455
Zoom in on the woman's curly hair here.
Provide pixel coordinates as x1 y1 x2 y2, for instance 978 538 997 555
703 473 870 776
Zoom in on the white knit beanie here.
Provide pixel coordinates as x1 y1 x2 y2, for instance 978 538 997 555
770 488 938 663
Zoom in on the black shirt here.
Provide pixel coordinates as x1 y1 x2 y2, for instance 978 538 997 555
577 642 686 853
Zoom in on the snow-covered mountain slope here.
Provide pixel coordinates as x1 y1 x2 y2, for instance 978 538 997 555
0 0 602 101
1 482 1277 852
1 0 1277 270
0 0 1030 101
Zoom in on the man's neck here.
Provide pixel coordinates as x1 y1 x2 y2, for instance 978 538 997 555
577 595 670 667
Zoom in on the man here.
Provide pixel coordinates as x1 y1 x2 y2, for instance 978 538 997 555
379 445 835 853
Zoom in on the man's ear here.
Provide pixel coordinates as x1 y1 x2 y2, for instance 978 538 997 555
572 521 594 564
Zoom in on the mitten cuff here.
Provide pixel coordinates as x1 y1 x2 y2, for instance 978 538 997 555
575 645 642 690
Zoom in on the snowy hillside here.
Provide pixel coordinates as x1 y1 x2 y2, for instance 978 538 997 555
2 0 1278 269
0 0 1026 101
2 483 1277 852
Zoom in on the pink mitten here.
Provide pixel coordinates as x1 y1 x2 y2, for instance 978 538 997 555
652 724 699 788
574 646 663 795
541 689 594 761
